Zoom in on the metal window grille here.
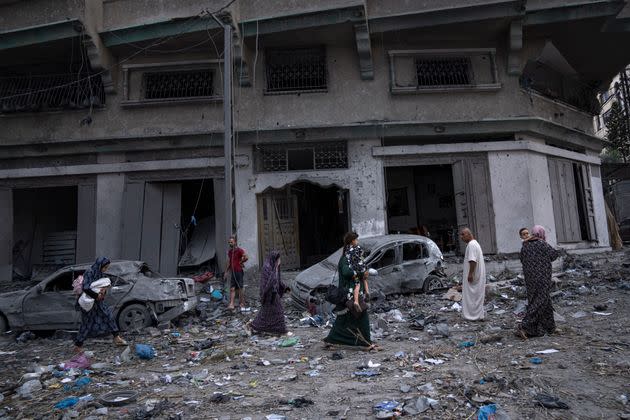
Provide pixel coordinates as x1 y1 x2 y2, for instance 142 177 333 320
520 60 600 114
257 141 347 172
143 70 213 99
265 47 327 93
0 73 105 114
415 57 473 87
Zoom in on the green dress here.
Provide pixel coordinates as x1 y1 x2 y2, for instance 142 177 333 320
324 255 371 347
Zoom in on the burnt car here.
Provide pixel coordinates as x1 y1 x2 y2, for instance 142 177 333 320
620 219 630 242
291 234 447 310
0 260 198 334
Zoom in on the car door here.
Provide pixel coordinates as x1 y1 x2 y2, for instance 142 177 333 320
400 241 430 292
366 244 403 296
22 268 81 330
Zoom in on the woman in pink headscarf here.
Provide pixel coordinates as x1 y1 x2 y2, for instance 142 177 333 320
515 225 559 339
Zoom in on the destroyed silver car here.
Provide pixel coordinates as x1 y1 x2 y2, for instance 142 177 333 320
291 234 447 310
0 261 198 333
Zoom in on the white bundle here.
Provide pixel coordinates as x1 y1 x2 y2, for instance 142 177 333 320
78 277 111 312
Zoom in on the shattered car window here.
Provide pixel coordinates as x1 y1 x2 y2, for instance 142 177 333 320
141 264 163 279
371 248 396 269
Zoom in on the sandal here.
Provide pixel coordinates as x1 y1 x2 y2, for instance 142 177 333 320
113 336 128 346
513 329 528 340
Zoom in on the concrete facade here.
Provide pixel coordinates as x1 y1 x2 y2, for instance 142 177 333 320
2 0 629 279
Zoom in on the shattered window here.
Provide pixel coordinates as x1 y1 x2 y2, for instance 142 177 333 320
265 47 327 93
256 142 347 172
416 57 472 86
371 248 396 269
143 70 214 99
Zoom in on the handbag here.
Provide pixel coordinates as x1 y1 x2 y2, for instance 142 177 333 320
325 284 348 305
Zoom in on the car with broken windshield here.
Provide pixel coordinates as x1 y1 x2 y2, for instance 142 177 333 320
0 260 198 334
290 234 447 310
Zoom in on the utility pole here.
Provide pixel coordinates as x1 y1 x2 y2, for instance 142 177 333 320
210 11 235 242
223 24 234 239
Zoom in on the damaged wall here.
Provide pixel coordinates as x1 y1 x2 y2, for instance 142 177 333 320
234 139 386 268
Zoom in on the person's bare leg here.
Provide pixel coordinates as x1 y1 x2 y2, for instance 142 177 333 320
238 288 246 308
352 283 361 311
228 288 236 309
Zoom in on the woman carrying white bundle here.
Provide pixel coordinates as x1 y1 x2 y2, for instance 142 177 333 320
74 257 127 352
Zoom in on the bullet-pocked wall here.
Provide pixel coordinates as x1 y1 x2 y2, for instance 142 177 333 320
234 139 386 269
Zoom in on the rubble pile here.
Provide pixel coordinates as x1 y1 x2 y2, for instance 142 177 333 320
0 249 629 419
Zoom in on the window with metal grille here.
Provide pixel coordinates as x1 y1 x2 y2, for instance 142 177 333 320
416 57 472 86
265 47 327 93
256 141 347 172
0 73 105 114
143 70 213 99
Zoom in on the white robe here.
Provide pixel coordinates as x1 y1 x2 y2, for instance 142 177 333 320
462 239 486 320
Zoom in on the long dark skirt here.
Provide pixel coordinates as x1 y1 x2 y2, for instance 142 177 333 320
521 281 555 337
75 301 119 346
251 296 287 335
324 310 371 347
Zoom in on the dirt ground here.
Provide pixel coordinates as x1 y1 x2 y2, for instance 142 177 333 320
0 249 629 420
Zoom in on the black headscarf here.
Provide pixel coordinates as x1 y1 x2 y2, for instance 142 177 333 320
259 251 281 303
83 256 110 292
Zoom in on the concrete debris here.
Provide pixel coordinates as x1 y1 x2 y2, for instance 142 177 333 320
0 249 627 418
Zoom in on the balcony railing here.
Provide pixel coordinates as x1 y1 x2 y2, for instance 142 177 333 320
520 60 600 115
0 73 105 114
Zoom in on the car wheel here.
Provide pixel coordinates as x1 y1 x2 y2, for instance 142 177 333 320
0 314 8 334
423 275 446 293
117 304 152 331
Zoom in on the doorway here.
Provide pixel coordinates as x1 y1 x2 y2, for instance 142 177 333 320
12 186 78 279
257 182 349 269
385 165 458 254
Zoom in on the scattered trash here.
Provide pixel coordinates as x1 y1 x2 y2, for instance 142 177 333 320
16 331 36 343
373 400 400 412
593 311 612 316
99 390 138 406
61 353 91 370
400 384 411 393
444 287 462 302
534 393 569 409
385 309 405 322
279 337 299 347
331 352 344 360
210 289 223 300
458 341 475 348
477 403 511 420
424 358 445 365
283 397 314 408
17 380 42 398
415 396 439 413
65 376 91 392
513 301 527 315
572 311 588 319
529 357 543 364
135 344 156 360
617 394 628 406
535 349 559 354
354 370 380 377
593 304 608 311
435 323 450 337
55 396 79 409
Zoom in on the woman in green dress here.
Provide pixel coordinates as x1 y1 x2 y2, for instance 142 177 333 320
324 232 374 349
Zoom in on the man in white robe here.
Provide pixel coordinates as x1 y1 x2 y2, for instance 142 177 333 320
460 228 486 321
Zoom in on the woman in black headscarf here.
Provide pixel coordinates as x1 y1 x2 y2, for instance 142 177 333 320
248 251 289 335
74 257 127 352
515 225 559 339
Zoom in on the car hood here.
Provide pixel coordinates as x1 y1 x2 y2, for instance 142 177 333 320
294 260 337 289
129 276 196 300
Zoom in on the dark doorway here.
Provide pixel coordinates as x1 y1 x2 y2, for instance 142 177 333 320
257 182 349 269
292 182 349 267
179 180 216 273
13 186 78 279
385 165 458 254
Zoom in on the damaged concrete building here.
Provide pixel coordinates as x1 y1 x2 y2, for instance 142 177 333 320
2 0 630 279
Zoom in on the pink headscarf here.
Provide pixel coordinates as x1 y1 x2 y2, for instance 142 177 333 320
532 225 546 241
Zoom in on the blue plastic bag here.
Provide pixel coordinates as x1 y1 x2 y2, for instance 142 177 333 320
458 340 475 348
530 357 543 364
374 400 400 412
135 344 156 360
478 404 497 420
55 396 79 409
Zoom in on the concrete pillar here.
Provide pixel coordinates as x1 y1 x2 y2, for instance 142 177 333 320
213 178 227 273
590 164 610 247
96 173 125 259
488 151 533 253
0 188 13 281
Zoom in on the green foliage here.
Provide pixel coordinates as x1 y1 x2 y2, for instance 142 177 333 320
605 101 630 163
